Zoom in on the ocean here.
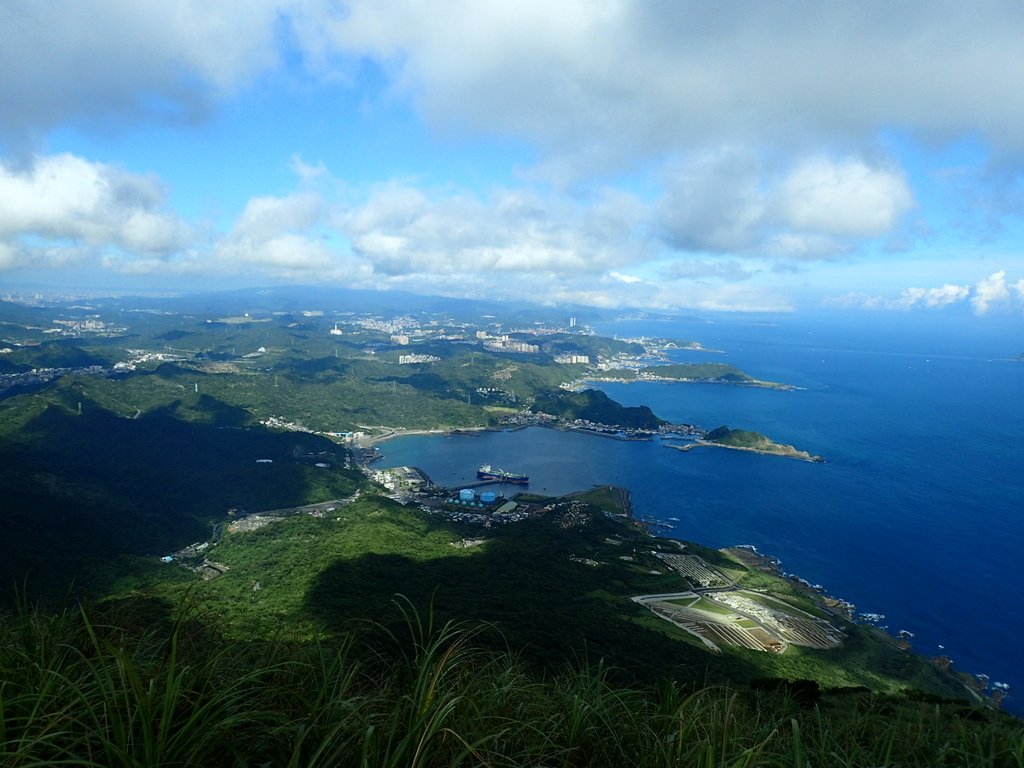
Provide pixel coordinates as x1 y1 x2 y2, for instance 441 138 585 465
377 311 1024 712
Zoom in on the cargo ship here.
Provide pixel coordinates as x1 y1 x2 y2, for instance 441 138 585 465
477 464 529 484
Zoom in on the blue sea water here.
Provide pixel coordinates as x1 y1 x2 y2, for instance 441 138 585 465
378 312 1024 711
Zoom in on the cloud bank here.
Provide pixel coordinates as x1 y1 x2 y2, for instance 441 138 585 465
2 2 1024 311
834 271 1024 314
0 154 190 268
322 1 1024 167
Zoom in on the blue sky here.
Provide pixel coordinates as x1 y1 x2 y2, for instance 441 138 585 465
2 1 1024 315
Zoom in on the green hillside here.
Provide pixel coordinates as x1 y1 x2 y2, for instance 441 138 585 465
78 483 966 706
706 425 776 448
0 390 360 600
588 362 791 389
531 388 665 429
2 596 1021 767
702 426 823 461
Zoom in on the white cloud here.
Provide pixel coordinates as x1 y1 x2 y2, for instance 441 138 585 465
657 152 913 259
825 292 885 310
0 147 823 311
0 159 371 283
657 150 765 253
320 1 1024 173
7 0 1024 311
662 260 754 282
335 183 648 278
233 193 324 242
683 285 794 314
0 0 299 143
210 191 374 282
11 2 1021 168
0 242 16 270
775 159 913 237
290 155 329 184
608 272 642 284
972 270 1011 314
216 233 333 271
0 153 191 262
508 272 793 313
831 272 1024 314
760 233 845 260
890 283 971 310
923 284 971 307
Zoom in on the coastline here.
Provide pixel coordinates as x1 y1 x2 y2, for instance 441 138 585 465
721 544 998 709
358 421 816 457
356 425 492 447
571 375 799 391
356 423 1007 710
666 440 824 463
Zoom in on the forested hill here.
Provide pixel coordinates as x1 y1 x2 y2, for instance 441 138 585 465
531 388 665 429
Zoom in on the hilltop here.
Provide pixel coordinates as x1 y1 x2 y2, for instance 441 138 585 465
530 388 665 430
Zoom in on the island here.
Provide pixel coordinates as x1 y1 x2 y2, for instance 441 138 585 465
577 362 796 390
669 425 824 462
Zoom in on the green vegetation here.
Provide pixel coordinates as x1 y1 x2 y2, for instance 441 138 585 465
704 426 822 462
694 597 736 616
531 388 664 429
588 362 791 389
567 485 631 515
667 596 699 607
117 497 971 702
0 338 115 371
93 359 489 432
153 493 476 639
646 362 755 381
706 426 775 448
2 599 1021 767
0 390 361 601
538 332 644 358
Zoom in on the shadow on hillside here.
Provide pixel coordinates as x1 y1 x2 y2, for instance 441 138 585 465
303 514 962 696
0 395 359 605
15 339 113 369
286 356 351 379
304 534 770 687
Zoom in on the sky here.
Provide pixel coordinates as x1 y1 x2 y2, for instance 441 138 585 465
2 1 1024 315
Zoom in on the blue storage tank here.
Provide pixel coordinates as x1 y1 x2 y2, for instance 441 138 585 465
480 491 497 504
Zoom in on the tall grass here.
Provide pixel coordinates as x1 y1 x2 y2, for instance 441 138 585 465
1 597 1021 767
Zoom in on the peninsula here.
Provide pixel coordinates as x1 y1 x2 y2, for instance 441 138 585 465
669 425 824 462
577 362 795 390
